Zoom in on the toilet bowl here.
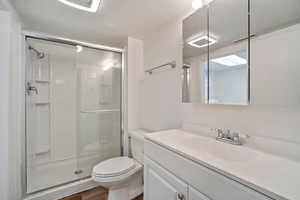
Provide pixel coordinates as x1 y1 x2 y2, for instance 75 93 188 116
92 130 149 200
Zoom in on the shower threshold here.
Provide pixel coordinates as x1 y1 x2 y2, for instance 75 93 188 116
24 177 101 200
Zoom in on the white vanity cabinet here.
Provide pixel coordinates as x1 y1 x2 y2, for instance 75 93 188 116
144 157 208 200
144 139 273 200
189 187 211 200
144 158 210 200
144 157 188 200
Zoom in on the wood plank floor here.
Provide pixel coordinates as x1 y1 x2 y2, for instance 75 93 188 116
60 186 107 200
134 194 143 200
60 186 143 200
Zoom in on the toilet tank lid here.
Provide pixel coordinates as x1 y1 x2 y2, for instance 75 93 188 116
129 129 151 141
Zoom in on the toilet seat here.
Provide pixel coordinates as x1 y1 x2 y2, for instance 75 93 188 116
93 157 142 182
93 157 136 178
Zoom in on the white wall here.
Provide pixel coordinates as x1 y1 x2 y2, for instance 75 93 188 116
127 37 144 131
0 6 23 200
142 17 300 158
8 14 23 200
141 20 183 131
0 10 11 200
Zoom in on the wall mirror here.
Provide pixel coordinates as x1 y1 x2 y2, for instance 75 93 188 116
182 0 249 105
182 0 300 105
250 0 300 105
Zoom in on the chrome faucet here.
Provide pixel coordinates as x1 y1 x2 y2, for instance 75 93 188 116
214 128 242 145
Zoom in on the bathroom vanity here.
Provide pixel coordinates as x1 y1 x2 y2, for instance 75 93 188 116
144 130 300 200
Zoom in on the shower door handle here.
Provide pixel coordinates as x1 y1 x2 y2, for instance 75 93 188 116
26 82 38 95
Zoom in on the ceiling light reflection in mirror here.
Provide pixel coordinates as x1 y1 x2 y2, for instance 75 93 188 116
212 55 247 66
187 35 217 48
57 0 102 12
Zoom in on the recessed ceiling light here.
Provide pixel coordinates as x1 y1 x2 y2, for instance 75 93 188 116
58 0 102 13
212 55 247 66
187 35 217 48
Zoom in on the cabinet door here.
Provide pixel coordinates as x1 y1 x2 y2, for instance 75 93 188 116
144 157 188 200
189 186 211 200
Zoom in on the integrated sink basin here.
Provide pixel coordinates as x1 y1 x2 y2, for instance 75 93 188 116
145 129 300 200
186 136 258 162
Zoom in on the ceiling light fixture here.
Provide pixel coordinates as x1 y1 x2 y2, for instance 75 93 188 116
187 35 217 48
192 0 204 9
212 55 247 66
58 0 102 13
192 0 215 9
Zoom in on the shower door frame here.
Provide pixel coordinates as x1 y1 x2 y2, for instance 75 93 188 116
23 31 127 195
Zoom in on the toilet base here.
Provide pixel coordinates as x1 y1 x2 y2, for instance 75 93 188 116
107 171 143 200
108 186 130 200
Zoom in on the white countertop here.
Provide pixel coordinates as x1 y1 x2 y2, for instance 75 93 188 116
145 129 300 200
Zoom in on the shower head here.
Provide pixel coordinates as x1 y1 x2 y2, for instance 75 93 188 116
28 46 45 59
37 52 45 59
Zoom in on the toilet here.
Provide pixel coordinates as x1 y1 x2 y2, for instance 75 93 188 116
92 130 149 200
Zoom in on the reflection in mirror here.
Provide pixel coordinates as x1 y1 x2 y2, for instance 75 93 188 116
182 0 249 105
207 49 248 105
183 0 300 105
207 0 249 105
250 0 300 105
182 64 191 103
208 0 249 105
183 5 208 104
251 0 300 37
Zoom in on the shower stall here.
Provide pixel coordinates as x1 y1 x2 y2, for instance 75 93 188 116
25 35 124 193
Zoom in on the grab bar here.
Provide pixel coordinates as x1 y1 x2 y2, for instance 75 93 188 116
145 61 176 74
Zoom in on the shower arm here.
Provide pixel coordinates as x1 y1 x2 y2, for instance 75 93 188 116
28 46 45 59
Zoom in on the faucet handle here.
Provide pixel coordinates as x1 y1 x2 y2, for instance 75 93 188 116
232 132 239 137
215 128 224 138
215 128 222 132
232 132 242 145
224 128 231 134
222 128 231 138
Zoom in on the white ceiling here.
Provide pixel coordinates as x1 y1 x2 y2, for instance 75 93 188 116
11 0 194 48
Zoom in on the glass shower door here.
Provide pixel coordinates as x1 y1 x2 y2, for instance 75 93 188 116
26 39 79 193
25 38 123 193
75 46 122 179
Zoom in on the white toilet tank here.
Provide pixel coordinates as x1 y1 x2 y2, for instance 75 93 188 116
130 130 150 164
